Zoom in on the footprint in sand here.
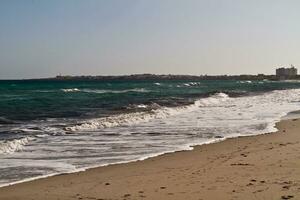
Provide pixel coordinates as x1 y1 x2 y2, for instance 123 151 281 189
123 193 131 198
283 185 291 190
281 195 294 199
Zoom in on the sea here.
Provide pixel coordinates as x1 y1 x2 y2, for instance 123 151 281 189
1 79 300 186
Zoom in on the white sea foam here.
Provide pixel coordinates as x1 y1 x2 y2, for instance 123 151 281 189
0 137 33 154
282 80 300 83
61 88 149 94
182 82 201 87
238 80 252 84
136 104 148 108
65 93 230 131
82 88 149 94
65 89 299 136
2 89 300 187
61 88 80 92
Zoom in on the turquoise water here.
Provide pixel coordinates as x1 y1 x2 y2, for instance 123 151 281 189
1 79 300 186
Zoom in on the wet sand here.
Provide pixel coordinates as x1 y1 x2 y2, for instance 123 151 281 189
0 119 300 200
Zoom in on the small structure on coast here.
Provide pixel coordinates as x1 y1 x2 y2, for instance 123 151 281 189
276 65 297 80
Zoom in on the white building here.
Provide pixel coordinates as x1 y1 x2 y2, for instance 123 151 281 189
276 66 297 79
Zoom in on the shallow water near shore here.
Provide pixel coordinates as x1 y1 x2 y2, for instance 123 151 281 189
1 79 300 186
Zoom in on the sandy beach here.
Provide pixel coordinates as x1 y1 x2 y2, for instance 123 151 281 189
0 118 300 200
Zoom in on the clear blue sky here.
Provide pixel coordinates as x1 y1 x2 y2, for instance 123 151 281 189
1 0 300 79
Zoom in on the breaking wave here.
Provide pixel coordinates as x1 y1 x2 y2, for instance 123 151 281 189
61 88 80 92
61 88 149 94
238 80 252 84
183 82 201 87
0 137 33 154
82 88 149 94
65 93 230 131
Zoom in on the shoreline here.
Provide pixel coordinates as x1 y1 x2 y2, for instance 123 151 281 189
0 132 226 188
1 118 300 199
0 119 277 189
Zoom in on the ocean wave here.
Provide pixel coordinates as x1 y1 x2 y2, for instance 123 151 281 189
65 93 230 131
238 80 252 84
182 82 201 87
282 80 300 83
61 88 80 92
11 128 43 133
136 104 147 108
0 137 33 154
82 88 149 94
213 90 248 97
125 102 162 110
11 126 66 136
194 92 229 107
0 117 17 124
2 88 300 187
61 88 149 94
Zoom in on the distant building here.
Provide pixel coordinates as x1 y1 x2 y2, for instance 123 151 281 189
276 65 297 79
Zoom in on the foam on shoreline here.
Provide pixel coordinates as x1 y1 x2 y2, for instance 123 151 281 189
65 93 229 131
0 136 226 188
0 137 34 154
1 89 300 187
0 113 287 188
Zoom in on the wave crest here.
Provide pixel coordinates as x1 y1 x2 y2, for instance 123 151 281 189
82 88 149 94
65 93 229 132
61 88 80 92
183 82 201 87
61 88 149 94
0 137 33 154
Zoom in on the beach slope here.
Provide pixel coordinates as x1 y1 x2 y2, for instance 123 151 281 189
1 119 300 200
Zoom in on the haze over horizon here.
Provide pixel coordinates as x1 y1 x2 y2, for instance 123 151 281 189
1 0 300 79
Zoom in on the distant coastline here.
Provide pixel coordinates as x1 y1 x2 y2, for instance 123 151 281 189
6 73 300 81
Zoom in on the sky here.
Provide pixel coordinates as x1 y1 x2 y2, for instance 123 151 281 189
0 0 300 79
